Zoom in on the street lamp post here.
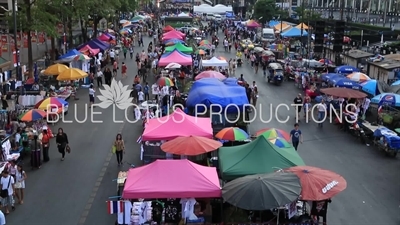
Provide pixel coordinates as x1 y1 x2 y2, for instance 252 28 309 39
11 0 20 80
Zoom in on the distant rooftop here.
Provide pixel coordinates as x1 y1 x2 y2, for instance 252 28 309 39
369 58 400 70
345 50 374 59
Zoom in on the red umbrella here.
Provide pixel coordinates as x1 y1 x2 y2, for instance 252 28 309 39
163 25 174 32
195 71 226 80
161 136 222 156
285 166 347 201
320 88 367 98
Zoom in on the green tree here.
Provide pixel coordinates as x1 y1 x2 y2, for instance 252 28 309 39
70 0 137 43
294 6 321 22
7 0 60 77
253 0 278 24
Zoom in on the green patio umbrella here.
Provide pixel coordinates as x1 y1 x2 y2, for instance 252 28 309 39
222 172 301 210
219 135 305 180
131 15 145 22
165 43 193 53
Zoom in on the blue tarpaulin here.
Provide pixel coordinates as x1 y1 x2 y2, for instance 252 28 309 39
59 49 80 59
186 78 249 113
281 27 308 37
373 127 400 149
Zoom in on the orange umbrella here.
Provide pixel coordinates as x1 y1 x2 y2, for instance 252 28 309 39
161 136 222 156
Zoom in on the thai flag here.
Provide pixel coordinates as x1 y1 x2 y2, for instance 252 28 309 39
136 135 142 143
106 201 124 214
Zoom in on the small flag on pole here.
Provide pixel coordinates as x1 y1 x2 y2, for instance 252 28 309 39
136 135 142 143
107 200 124 214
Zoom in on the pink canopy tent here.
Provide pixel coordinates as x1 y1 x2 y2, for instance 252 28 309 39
79 45 100 55
247 20 261 28
162 32 184 41
98 33 113 42
122 159 221 199
142 108 212 141
163 30 185 38
158 51 193 67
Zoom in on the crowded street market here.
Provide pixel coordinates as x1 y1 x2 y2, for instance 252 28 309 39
0 4 399 225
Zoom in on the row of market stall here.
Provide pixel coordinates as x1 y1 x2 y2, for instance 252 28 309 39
110 70 348 223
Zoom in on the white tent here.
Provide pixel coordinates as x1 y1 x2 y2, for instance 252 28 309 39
202 57 229 67
193 5 233 13
178 12 190 17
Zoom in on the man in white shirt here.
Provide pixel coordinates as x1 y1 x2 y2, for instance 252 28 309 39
1 170 15 214
109 50 115 65
138 89 144 103
316 99 327 127
96 68 103 87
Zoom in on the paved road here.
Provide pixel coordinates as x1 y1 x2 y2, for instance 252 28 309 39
5 36 149 225
6 32 400 225
214 36 399 224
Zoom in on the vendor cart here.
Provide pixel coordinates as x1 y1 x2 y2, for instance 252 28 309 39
373 127 400 157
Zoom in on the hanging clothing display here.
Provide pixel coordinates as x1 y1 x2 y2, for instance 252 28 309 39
180 198 198 221
164 198 180 223
18 95 43 107
117 201 133 225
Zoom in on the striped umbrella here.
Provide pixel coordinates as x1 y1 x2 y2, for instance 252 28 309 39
215 127 249 141
268 137 291 148
35 97 68 110
196 49 206 55
255 128 290 141
199 40 210 45
346 72 371 82
157 77 174 87
19 109 46 122
198 44 212 50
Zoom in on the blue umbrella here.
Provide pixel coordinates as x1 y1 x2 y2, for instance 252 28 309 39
269 20 280 27
332 78 361 90
391 80 400 86
335 65 359 74
162 39 184 44
360 80 378 96
321 73 342 82
371 93 400 107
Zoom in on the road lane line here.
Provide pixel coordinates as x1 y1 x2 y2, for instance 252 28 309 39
78 123 126 225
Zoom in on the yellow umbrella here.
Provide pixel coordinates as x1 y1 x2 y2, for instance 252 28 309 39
43 64 69 75
295 23 310 29
57 68 88 81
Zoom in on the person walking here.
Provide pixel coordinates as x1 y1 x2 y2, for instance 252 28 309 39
104 68 112 86
96 68 103 87
56 128 69 161
89 84 95 107
41 127 51 162
144 82 150 101
290 123 303 151
14 164 26 205
121 62 127 79
0 170 15 215
114 134 125 166
317 99 327 127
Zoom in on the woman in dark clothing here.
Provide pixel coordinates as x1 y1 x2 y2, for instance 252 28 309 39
104 68 112 86
56 128 69 161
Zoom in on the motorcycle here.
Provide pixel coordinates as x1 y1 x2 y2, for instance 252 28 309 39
348 121 368 144
214 39 219 48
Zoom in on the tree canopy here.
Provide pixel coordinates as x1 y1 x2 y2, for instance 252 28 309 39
7 0 137 76
294 6 322 22
253 0 278 24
